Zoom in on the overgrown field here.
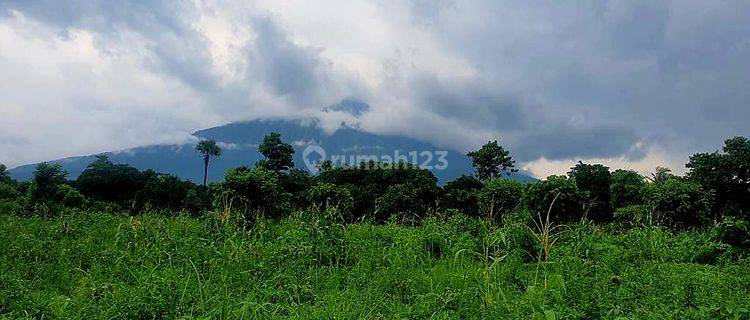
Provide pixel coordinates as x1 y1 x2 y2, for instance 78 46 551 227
1 211 748 319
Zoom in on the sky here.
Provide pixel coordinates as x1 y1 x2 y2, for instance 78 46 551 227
0 0 748 178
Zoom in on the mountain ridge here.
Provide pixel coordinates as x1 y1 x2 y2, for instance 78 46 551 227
9 119 537 184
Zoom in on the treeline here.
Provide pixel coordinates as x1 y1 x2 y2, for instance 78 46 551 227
0 135 748 245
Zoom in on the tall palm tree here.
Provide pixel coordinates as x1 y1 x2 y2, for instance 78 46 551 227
196 140 222 186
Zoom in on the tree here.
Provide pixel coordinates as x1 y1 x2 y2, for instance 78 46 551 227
477 178 525 221
224 167 291 220
467 140 517 181
642 177 713 229
76 155 145 203
0 164 12 184
442 175 484 217
196 139 222 186
568 162 613 221
30 162 68 203
257 132 295 172
647 166 675 183
687 136 750 217
524 175 585 223
610 169 645 209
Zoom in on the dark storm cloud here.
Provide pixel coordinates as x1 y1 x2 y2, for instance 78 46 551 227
1 0 749 168
0 1 218 90
249 16 335 106
399 0 750 161
413 75 527 130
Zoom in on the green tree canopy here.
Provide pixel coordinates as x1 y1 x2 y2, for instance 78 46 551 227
467 141 517 181
568 161 613 221
196 139 222 186
687 136 750 217
76 155 145 203
610 169 645 209
0 164 12 184
30 162 68 203
257 132 295 172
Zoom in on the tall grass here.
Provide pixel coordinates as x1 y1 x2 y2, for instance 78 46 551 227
0 211 748 319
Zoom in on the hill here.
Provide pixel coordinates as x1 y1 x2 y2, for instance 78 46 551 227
9 118 536 184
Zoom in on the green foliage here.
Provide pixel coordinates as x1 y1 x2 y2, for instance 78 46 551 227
0 182 19 201
136 173 196 213
688 136 750 217
610 169 645 209
613 205 651 227
643 178 713 229
279 168 314 208
256 132 295 172
712 217 750 249
524 175 585 223
374 183 435 224
58 184 85 209
306 182 354 221
568 162 612 221
316 162 439 223
224 167 291 220
0 163 12 184
30 162 68 204
2 212 748 319
467 140 517 181
477 178 524 221
195 139 222 186
442 175 483 217
76 155 145 203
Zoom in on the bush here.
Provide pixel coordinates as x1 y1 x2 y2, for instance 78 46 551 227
524 175 585 223
568 162 613 221
477 178 524 221
613 205 651 227
375 183 430 224
306 182 355 222
224 167 291 219
30 162 68 204
0 183 19 201
183 187 212 215
76 156 145 203
441 175 483 217
712 217 750 249
136 174 194 212
610 169 645 209
643 178 713 229
58 184 85 208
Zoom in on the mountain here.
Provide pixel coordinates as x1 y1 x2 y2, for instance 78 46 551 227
9 118 536 184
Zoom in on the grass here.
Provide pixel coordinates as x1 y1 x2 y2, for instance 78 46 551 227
0 211 749 319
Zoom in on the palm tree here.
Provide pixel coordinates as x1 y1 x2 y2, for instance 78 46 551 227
196 140 222 186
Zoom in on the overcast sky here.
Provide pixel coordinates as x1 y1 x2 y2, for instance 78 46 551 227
1 0 748 178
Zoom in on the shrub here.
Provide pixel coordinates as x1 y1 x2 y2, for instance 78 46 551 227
568 162 612 221
306 182 355 222
30 162 68 204
610 169 645 209
0 183 19 201
224 167 291 219
136 174 194 212
642 178 713 229
183 187 212 215
58 184 86 208
711 217 750 249
441 175 483 216
375 183 429 224
477 178 524 221
524 175 585 223
76 155 145 203
613 205 651 227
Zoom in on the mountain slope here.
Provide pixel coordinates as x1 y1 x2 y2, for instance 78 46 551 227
9 119 536 184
